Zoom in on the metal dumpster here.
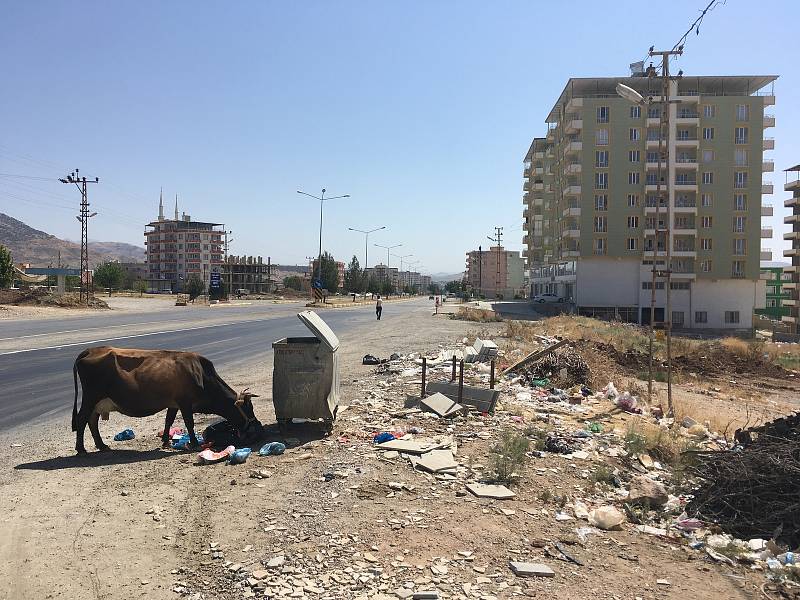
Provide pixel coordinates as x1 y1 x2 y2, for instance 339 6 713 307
272 311 340 433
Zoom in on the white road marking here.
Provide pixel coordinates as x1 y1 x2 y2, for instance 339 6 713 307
0 318 187 341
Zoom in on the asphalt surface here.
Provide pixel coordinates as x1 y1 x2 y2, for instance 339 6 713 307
0 299 424 432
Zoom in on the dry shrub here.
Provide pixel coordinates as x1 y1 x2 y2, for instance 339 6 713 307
488 429 529 484
625 420 694 465
452 307 502 323
720 336 751 357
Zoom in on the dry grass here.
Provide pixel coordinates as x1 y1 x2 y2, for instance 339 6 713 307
624 420 696 466
452 307 502 323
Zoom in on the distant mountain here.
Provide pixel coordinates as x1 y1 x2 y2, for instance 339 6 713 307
431 272 465 283
0 213 145 267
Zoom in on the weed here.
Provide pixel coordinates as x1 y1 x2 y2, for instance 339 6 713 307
589 464 617 487
452 307 502 323
523 426 547 451
625 421 693 466
488 429 529 484
537 489 552 503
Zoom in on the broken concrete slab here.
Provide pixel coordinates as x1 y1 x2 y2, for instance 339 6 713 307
463 347 478 363
465 483 516 499
425 382 500 414
377 439 437 454
509 561 555 577
473 338 498 362
414 450 458 473
420 392 464 418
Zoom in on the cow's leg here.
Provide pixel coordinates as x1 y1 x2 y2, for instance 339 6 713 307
75 409 89 454
88 411 110 451
162 408 178 448
179 405 199 448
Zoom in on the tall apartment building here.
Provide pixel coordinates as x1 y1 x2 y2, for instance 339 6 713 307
782 165 800 335
523 74 776 330
397 270 431 292
465 246 526 299
364 264 398 288
224 255 273 294
145 194 224 292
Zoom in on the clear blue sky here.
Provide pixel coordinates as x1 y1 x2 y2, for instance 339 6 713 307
1 1 798 274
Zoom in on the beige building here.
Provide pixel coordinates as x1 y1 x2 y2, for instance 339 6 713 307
523 73 775 330
782 165 800 335
465 246 526 299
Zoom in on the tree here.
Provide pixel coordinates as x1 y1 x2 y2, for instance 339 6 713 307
93 261 124 295
343 255 363 294
380 279 394 296
428 283 442 295
186 274 205 302
366 275 379 295
134 279 147 297
0 245 13 289
444 280 463 294
319 251 340 294
283 276 303 291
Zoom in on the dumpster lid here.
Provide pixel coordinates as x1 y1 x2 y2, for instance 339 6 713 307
297 311 340 352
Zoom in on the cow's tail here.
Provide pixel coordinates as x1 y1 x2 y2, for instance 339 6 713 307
72 351 88 431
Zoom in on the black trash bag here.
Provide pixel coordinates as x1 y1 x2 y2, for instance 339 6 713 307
203 418 264 449
363 354 381 365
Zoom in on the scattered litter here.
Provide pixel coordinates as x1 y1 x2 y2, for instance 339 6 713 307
376 439 437 454
465 483 516 499
197 445 235 465
113 428 135 441
258 442 286 456
509 561 555 577
420 392 463 418
373 432 396 444
172 433 204 450
228 448 252 464
589 506 626 530
414 449 458 473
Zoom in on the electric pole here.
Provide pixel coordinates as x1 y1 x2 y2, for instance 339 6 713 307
487 227 503 299
59 169 98 305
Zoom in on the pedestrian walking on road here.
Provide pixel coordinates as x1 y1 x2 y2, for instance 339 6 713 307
376 295 383 320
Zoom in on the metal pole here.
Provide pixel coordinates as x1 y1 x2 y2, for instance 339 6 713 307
490 359 496 389
661 53 675 417
317 190 325 285
451 356 457 381
458 360 464 405
421 357 427 398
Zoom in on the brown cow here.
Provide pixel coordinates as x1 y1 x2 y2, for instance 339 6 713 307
72 346 261 454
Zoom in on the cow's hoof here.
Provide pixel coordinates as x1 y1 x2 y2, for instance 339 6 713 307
76 448 87 455
97 444 111 452
161 441 172 449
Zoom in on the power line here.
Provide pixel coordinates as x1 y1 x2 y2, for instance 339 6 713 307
644 0 725 72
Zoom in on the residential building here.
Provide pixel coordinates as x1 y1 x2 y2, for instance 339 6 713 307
144 194 224 293
465 246 526 298
364 264 399 289
756 262 792 319
782 165 800 334
523 74 776 330
223 255 273 295
118 261 147 287
309 258 345 290
397 270 432 293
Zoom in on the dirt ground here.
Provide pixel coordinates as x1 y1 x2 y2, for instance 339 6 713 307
1 308 797 600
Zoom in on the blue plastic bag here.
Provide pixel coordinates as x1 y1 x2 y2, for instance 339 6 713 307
258 442 286 456
228 448 252 464
172 433 204 450
373 432 395 444
113 428 135 441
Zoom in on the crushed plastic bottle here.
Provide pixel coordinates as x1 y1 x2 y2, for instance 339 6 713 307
113 428 135 441
228 448 252 465
258 442 286 456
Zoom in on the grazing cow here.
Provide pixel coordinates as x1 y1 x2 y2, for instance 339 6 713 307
72 346 261 454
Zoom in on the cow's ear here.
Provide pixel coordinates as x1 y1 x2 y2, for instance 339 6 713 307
249 393 260 398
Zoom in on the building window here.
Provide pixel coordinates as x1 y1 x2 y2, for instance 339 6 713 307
672 311 685 327
702 216 713 228
595 128 609 145
703 105 715 118
671 282 691 290
627 237 639 250
701 193 712 207
594 238 607 255
732 261 745 278
630 105 641 118
629 128 640 141
735 149 748 166
702 150 714 163
725 310 740 324
595 172 608 189
767 299 778 308
701 259 712 273
629 150 640 163
702 127 714 140
594 194 608 211
642 281 665 290
627 194 639 207
628 215 639 228
735 104 750 121
648 107 661 119
701 238 712 251
628 172 640 184
695 311 708 323
735 127 749 144
734 194 747 211
595 150 609 167
733 238 747 256
597 106 610 123
734 216 746 233
702 172 713 185
734 171 748 189
593 216 607 233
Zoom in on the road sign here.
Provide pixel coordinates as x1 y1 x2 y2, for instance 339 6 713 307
312 278 323 289
210 272 221 289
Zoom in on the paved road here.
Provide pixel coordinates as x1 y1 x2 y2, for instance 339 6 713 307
0 299 424 432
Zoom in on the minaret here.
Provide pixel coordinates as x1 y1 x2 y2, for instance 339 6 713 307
158 187 164 221
174 195 179 221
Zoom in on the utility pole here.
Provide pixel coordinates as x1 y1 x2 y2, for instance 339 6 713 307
224 229 234 299
487 227 503 299
59 169 98 305
478 245 483 299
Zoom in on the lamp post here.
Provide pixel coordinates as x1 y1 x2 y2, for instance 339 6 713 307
348 226 386 270
297 188 350 287
374 243 402 292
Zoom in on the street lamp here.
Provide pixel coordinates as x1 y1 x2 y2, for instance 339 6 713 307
348 225 386 270
615 83 646 105
297 188 350 287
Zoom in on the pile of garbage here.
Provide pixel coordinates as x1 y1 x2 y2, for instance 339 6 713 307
686 412 800 549
519 346 591 388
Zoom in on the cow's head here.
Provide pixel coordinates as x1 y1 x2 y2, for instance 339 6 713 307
232 388 261 434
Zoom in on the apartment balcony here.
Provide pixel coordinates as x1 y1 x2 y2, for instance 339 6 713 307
564 184 581 197
762 227 774 238
523 166 531 178
675 158 698 169
565 163 582 175
645 204 670 213
534 167 544 175
763 114 776 128
761 249 773 261
785 214 800 225
546 128 556 141
562 228 581 238
784 265 798 273
781 315 798 324
674 182 698 193
522 234 530 246
674 204 698 214
646 159 666 170
676 115 700 126
674 137 700 149
783 299 798 307
565 141 583 155
643 250 668 257
762 182 774 195
786 197 800 208
562 206 581 218
672 250 697 258
533 182 544 191
786 177 800 193
763 137 775 150
763 94 776 106
533 151 545 159
673 228 697 236
646 137 665 148
523 180 531 191
672 93 700 103
646 117 660 127
533 196 544 207
565 97 583 112
785 231 800 241
565 119 583 134
784 282 798 290
523 208 530 219
763 160 775 172
563 250 581 258
671 271 697 280
762 204 774 216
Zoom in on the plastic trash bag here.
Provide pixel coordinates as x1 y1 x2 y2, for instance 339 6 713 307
197 445 235 464
113 428 135 441
258 442 286 456
373 432 395 444
228 448 252 464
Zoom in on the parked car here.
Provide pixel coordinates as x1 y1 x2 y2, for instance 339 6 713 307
532 293 564 304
